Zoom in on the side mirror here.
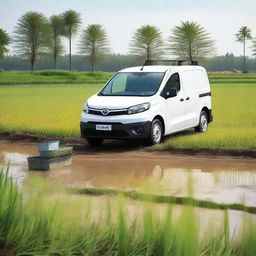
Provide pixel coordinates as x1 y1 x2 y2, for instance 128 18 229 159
165 88 177 99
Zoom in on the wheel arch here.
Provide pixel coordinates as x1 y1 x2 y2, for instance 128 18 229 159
153 115 165 135
201 106 211 123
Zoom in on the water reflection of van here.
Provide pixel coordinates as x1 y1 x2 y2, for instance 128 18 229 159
80 62 213 146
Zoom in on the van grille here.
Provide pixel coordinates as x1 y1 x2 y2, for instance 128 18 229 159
88 108 128 116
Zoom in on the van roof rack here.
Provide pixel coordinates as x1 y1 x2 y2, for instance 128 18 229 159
140 59 199 70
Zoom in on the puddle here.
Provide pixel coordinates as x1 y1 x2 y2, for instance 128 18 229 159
1 140 256 236
1 140 256 207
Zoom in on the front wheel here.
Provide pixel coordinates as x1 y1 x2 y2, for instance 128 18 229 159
195 111 208 133
148 119 163 145
87 138 103 146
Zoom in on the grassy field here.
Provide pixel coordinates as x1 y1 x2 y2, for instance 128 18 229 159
0 72 256 149
0 70 256 85
0 70 115 85
1 167 256 256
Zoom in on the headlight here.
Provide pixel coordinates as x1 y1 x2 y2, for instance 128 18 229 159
83 103 89 114
128 103 150 115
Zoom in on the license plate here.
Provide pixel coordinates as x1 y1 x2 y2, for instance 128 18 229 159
96 124 112 131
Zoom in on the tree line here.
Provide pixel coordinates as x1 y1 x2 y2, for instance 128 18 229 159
0 10 256 72
1 53 256 72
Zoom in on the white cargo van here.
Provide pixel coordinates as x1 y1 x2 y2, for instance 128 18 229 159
80 62 213 145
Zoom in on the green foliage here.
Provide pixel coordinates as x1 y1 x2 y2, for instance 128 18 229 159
49 15 65 70
13 11 49 71
1 168 256 255
61 10 81 38
0 28 10 59
79 24 110 71
129 25 165 61
0 70 114 84
168 21 215 61
235 26 252 43
61 10 81 71
235 26 252 72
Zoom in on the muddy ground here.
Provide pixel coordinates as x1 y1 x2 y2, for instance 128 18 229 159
1 139 256 236
1 131 256 158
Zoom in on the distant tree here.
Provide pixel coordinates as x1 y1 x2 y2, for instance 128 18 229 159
251 39 256 58
79 24 110 72
129 25 165 61
235 26 252 72
49 15 64 70
0 29 11 60
61 10 81 71
13 11 49 71
168 21 215 62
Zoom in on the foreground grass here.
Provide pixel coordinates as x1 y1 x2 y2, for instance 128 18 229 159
0 81 256 149
1 167 256 256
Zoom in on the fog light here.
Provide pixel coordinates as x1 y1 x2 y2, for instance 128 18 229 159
130 126 143 136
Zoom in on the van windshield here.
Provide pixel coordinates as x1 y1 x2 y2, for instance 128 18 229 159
100 72 165 96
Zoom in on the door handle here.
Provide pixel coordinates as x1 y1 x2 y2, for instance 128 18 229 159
186 97 190 100
180 98 184 102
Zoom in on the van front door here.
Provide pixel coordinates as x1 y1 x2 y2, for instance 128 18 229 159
163 72 186 134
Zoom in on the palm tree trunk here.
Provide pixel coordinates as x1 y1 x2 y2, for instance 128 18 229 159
69 35 71 71
31 53 35 72
188 42 192 62
31 60 34 72
146 45 150 61
54 38 57 71
91 44 95 72
69 27 72 71
243 37 246 72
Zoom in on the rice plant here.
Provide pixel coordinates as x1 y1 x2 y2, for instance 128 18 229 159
1 166 256 256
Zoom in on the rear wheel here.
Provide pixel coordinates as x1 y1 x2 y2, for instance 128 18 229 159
148 119 163 145
87 138 103 146
195 110 208 133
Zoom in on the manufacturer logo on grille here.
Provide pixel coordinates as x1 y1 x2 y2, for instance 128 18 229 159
101 109 110 115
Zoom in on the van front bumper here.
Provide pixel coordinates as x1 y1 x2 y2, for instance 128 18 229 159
80 121 151 139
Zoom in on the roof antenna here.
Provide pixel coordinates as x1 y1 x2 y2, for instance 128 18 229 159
140 60 151 71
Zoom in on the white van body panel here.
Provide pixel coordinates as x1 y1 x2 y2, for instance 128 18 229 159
80 65 212 140
181 69 211 129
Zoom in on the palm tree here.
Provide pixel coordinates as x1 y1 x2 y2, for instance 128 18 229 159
61 10 81 71
236 26 252 72
49 15 64 70
0 28 11 59
129 25 165 61
252 39 256 58
168 21 215 62
79 24 110 72
13 11 49 71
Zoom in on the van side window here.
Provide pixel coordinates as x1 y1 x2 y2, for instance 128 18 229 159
165 73 180 92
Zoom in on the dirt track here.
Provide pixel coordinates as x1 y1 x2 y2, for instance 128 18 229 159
0 131 256 158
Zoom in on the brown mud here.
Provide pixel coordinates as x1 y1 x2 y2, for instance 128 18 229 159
0 131 256 158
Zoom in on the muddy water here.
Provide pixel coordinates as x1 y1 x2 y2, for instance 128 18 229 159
1 140 256 235
1 140 256 207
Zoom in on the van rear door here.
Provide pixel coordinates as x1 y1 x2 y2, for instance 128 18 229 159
182 69 207 128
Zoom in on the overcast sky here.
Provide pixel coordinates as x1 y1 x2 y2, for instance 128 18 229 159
0 0 255 57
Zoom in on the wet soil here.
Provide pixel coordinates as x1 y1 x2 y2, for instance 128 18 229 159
1 131 256 158
1 140 256 207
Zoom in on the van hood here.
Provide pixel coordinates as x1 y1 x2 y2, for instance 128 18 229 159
87 94 154 109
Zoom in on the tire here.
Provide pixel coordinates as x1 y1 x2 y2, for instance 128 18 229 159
87 138 103 146
148 119 163 145
195 111 208 133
